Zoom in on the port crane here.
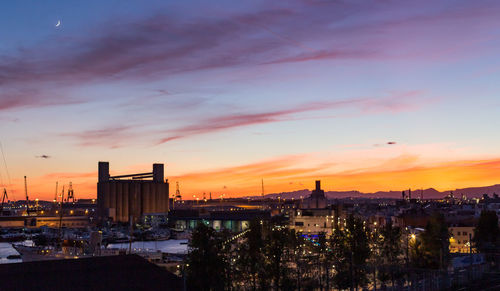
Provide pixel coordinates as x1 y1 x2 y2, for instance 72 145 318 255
0 188 8 214
24 176 32 215
54 181 58 203
67 182 75 202
175 181 182 201
58 186 65 239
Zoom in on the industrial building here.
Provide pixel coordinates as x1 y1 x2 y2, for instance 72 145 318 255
97 162 169 223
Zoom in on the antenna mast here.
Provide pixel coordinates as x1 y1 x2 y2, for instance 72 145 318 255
261 179 264 198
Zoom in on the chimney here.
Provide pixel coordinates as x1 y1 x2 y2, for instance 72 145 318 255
315 180 321 191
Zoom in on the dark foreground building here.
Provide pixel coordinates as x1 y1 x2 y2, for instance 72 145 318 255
97 162 169 223
0 255 182 291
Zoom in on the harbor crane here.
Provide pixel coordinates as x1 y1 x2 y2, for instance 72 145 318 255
24 176 32 215
0 188 8 214
67 182 75 202
54 181 58 203
175 181 182 201
59 186 65 239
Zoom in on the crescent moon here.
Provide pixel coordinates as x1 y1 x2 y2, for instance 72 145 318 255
55 20 61 27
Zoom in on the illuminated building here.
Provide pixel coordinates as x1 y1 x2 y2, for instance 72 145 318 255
289 180 341 237
449 226 475 253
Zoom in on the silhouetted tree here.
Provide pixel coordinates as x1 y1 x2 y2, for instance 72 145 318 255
236 219 266 290
317 232 334 290
331 226 351 290
186 223 227 291
218 228 236 290
348 215 371 289
418 213 449 269
264 226 291 290
378 222 403 287
473 210 500 260
331 215 371 291
368 225 382 290
288 230 308 290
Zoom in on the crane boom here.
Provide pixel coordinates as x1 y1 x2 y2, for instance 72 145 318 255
0 188 8 214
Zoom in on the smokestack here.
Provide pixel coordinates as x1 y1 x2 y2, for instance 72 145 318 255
315 180 321 191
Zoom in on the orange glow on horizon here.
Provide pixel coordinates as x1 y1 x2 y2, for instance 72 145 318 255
3 157 500 201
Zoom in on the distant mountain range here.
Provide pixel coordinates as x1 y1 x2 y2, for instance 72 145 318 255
250 184 500 200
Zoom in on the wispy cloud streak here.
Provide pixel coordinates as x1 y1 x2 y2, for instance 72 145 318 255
2 1 496 111
157 91 428 144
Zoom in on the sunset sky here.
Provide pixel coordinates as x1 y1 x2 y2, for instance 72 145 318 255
1 0 500 200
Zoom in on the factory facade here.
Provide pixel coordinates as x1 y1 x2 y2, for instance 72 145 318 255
97 162 169 223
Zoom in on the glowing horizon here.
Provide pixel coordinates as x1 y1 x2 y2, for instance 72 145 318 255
3 149 500 201
1 1 500 200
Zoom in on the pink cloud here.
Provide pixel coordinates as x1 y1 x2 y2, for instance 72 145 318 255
3 1 494 112
60 126 134 148
157 91 428 144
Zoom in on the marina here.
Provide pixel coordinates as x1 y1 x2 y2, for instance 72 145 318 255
0 239 188 264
